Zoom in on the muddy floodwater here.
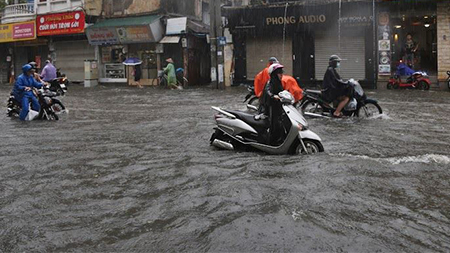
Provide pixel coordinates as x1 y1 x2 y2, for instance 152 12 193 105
0 84 449 252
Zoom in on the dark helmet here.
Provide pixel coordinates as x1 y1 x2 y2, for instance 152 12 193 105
268 57 279 64
329 55 342 63
28 61 37 69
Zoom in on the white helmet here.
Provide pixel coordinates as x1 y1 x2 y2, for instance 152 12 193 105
268 63 284 75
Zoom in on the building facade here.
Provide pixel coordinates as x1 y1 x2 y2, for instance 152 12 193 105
85 0 211 86
224 0 449 88
0 0 211 86
0 0 98 83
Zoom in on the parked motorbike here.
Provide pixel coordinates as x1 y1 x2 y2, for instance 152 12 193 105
300 79 383 118
387 71 431 90
7 87 65 121
210 90 324 155
387 63 431 90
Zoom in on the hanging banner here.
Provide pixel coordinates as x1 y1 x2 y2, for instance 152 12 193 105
37 11 85 36
0 21 36 43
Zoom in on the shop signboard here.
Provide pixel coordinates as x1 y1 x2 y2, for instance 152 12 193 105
0 21 36 43
166 17 187 35
378 12 391 75
87 25 155 45
116 26 154 44
37 11 86 36
13 22 35 39
86 27 119 45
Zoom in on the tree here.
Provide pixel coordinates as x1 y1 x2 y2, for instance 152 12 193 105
0 0 7 10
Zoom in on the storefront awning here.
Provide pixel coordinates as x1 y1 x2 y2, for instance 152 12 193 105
86 15 164 45
159 36 181 44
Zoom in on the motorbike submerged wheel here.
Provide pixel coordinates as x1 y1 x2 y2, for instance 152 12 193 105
41 109 59 121
357 101 383 118
387 83 393 89
292 139 323 155
51 101 66 114
301 100 325 116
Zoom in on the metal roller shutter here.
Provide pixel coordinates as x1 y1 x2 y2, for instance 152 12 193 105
315 31 365 80
246 36 293 79
54 40 95 82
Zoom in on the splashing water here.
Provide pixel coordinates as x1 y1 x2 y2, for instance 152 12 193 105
333 153 450 165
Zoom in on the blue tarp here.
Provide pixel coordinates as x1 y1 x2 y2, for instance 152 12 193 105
396 63 415 76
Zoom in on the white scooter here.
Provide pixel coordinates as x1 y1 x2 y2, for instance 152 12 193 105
210 90 324 155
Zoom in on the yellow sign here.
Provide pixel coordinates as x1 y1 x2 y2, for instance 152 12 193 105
0 21 36 43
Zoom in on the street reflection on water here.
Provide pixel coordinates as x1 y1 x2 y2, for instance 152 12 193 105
0 85 449 252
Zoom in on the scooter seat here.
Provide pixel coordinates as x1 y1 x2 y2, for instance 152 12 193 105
225 110 269 129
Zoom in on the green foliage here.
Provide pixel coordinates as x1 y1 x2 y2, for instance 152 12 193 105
0 0 7 10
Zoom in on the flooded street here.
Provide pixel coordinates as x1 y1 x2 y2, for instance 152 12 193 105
1 84 449 252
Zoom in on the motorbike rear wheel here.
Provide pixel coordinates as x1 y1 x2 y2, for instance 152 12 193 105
357 101 383 118
301 100 325 115
417 80 430 90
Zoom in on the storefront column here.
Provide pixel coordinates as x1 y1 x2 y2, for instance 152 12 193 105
437 1 450 83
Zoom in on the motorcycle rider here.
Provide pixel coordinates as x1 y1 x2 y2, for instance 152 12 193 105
254 57 279 98
254 57 303 102
260 63 286 145
323 55 352 118
28 62 44 83
282 75 303 102
12 64 44 120
40 59 57 82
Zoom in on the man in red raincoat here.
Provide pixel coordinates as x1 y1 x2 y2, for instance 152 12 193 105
281 75 303 102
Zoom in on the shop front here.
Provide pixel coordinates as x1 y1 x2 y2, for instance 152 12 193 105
36 10 94 82
86 15 163 85
0 20 42 83
159 17 210 86
225 2 376 88
377 1 438 80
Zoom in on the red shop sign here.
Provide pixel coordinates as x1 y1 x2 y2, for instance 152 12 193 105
37 11 85 36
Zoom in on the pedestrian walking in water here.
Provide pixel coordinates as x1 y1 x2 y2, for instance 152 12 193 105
164 58 181 90
134 63 143 88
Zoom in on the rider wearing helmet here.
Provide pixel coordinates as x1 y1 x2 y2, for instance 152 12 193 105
260 63 286 145
323 55 352 118
28 61 44 83
254 57 279 98
12 64 44 120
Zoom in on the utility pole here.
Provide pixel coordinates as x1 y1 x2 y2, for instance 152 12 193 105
209 0 225 89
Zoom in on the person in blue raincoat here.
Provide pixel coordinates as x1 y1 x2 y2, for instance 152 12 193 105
12 64 44 120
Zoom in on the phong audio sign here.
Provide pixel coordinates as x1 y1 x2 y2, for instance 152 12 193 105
37 11 85 36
